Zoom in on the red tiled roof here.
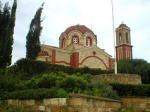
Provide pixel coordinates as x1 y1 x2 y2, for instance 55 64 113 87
119 24 128 28
64 25 94 35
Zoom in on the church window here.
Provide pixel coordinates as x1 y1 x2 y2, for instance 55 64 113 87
86 37 92 46
72 36 79 44
119 33 122 44
126 32 129 44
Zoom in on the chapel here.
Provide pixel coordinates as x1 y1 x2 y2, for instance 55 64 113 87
37 24 132 70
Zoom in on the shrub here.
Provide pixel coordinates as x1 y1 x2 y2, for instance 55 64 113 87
9 58 50 77
0 88 67 100
90 82 119 100
118 59 150 84
9 58 113 78
0 74 19 92
110 83 150 97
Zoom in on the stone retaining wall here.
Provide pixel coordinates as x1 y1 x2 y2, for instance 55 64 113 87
67 94 121 112
92 74 142 85
121 97 150 112
0 94 121 112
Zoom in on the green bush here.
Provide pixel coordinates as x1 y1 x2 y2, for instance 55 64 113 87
0 74 19 92
0 88 67 100
90 82 119 100
9 58 50 77
118 59 150 84
9 58 113 78
111 83 150 97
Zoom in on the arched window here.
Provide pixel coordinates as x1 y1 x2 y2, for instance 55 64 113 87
61 38 65 48
72 35 79 44
86 37 92 46
126 32 129 44
119 33 122 44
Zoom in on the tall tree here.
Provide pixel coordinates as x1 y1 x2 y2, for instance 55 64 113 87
0 2 11 68
0 0 17 68
6 0 17 66
26 5 43 59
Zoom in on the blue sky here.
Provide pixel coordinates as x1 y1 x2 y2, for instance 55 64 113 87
1 0 150 63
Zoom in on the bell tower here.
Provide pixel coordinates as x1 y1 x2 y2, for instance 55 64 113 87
116 24 132 61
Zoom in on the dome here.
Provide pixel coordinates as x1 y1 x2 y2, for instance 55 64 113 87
119 23 129 29
64 25 94 35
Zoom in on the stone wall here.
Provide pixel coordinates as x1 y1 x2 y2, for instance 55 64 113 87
121 97 150 112
67 94 121 112
0 94 121 112
1 98 67 112
92 74 142 85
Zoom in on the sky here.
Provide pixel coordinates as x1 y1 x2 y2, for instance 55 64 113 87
1 0 150 63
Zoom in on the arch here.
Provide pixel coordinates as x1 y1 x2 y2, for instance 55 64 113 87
86 37 92 46
38 51 49 56
119 33 122 44
79 56 108 69
72 35 79 44
126 32 129 44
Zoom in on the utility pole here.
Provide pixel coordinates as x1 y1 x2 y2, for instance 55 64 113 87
111 0 117 74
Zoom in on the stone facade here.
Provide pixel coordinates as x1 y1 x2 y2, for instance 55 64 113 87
37 25 113 70
92 74 142 85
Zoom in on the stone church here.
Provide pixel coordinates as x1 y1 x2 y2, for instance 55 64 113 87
37 24 132 70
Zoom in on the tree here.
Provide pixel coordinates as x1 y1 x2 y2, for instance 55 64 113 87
26 5 43 59
0 0 17 68
0 2 11 68
118 59 150 84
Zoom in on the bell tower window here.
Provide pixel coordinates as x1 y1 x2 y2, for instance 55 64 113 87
126 32 129 44
119 33 122 44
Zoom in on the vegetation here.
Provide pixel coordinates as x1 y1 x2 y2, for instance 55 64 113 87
0 0 17 68
118 59 150 84
111 83 150 97
9 58 113 79
0 71 119 100
26 4 43 59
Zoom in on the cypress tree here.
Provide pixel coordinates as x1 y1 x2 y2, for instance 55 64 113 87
26 5 43 60
0 2 11 68
6 0 17 66
0 0 17 68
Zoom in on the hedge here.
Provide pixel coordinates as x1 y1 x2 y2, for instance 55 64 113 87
110 83 150 97
9 58 113 77
0 88 68 100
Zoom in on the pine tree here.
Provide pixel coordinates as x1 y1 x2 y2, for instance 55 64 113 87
26 5 43 59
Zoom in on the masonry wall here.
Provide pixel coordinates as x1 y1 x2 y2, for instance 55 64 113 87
121 97 150 112
0 94 121 112
92 74 142 85
67 94 121 112
78 47 110 70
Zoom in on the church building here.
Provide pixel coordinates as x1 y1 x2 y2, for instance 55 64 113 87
37 24 132 70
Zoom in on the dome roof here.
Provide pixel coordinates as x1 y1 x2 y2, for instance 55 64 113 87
64 25 94 35
119 23 129 29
